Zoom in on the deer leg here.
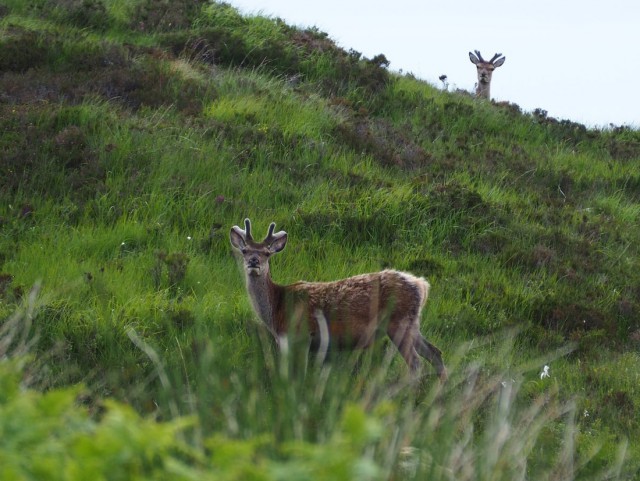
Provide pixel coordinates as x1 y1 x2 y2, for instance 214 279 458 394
414 335 447 381
389 324 421 373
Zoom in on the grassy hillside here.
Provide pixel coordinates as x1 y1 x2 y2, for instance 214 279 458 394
1 1 640 479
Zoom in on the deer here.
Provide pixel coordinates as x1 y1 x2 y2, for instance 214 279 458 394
230 218 447 381
468 50 506 100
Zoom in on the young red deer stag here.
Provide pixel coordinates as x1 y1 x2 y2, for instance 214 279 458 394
230 219 447 380
468 50 505 99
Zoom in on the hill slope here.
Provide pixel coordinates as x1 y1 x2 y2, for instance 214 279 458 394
1 1 640 479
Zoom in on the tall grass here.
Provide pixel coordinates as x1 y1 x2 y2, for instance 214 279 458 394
2 295 635 479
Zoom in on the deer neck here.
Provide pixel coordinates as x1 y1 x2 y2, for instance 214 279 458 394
245 271 282 332
476 81 490 99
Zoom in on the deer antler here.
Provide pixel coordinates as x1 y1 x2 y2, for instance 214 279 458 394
490 53 503 63
264 222 286 245
265 222 276 242
474 50 485 62
244 218 253 242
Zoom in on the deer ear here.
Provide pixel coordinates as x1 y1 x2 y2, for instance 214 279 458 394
469 52 479 65
268 232 288 253
230 226 246 250
493 56 505 68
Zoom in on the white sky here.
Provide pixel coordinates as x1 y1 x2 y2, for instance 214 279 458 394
229 0 639 128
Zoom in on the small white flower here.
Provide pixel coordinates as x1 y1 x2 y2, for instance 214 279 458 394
540 365 550 379
121 242 125 246
187 236 192 241
583 410 589 418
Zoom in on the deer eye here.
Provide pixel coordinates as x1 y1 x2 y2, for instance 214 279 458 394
241 248 247 254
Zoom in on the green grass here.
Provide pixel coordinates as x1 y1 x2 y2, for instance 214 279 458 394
1 1 640 479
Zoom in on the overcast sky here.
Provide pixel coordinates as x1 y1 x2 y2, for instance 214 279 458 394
229 0 638 128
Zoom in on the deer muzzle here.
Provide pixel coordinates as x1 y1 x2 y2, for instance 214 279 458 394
247 257 261 276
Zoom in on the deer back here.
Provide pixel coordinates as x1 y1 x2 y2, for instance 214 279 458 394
277 270 429 347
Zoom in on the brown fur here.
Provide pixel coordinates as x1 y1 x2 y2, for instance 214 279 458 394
230 219 447 380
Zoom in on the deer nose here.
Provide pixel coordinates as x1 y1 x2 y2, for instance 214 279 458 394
248 257 260 268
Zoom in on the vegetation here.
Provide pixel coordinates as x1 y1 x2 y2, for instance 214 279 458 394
1 1 640 479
